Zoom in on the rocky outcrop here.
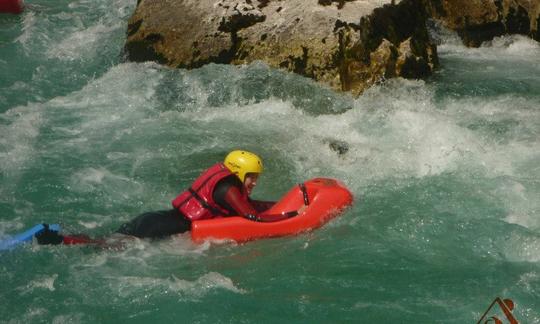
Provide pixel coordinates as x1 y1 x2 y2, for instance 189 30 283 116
425 0 540 46
125 0 438 96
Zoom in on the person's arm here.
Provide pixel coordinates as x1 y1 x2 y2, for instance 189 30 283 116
249 199 276 213
223 187 289 222
223 186 258 217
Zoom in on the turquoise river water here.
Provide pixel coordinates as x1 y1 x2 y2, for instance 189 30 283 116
1 0 539 322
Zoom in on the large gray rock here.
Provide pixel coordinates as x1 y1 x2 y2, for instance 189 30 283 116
425 0 540 46
125 0 438 96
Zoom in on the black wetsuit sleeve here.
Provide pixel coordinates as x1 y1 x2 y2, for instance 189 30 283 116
249 199 276 212
213 175 248 215
214 175 271 217
213 176 284 222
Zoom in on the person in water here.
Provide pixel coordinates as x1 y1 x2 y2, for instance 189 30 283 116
115 149 278 239
36 150 284 245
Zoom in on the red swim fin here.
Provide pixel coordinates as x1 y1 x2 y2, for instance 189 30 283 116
62 235 103 245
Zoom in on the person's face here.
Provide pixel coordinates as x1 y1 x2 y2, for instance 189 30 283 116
244 173 259 195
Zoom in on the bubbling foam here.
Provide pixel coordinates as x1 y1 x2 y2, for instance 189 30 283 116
110 272 245 302
0 105 43 178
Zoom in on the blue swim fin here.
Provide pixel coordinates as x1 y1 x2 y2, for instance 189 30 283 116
0 223 61 251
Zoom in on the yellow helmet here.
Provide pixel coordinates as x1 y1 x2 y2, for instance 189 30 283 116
224 150 263 183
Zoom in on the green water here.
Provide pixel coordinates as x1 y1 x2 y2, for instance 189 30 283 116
1 0 540 322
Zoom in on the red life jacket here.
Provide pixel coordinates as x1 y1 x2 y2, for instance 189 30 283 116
172 163 243 221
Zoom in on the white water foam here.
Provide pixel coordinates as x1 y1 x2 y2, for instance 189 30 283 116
8 307 49 324
111 272 245 302
51 313 84 324
498 178 540 230
47 22 122 61
65 233 209 276
0 105 42 178
0 217 25 239
70 167 143 198
1 62 163 172
14 11 38 50
483 34 540 55
16 0 135 58
17 274 59 294
502 230 540 263
438 34 540 61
